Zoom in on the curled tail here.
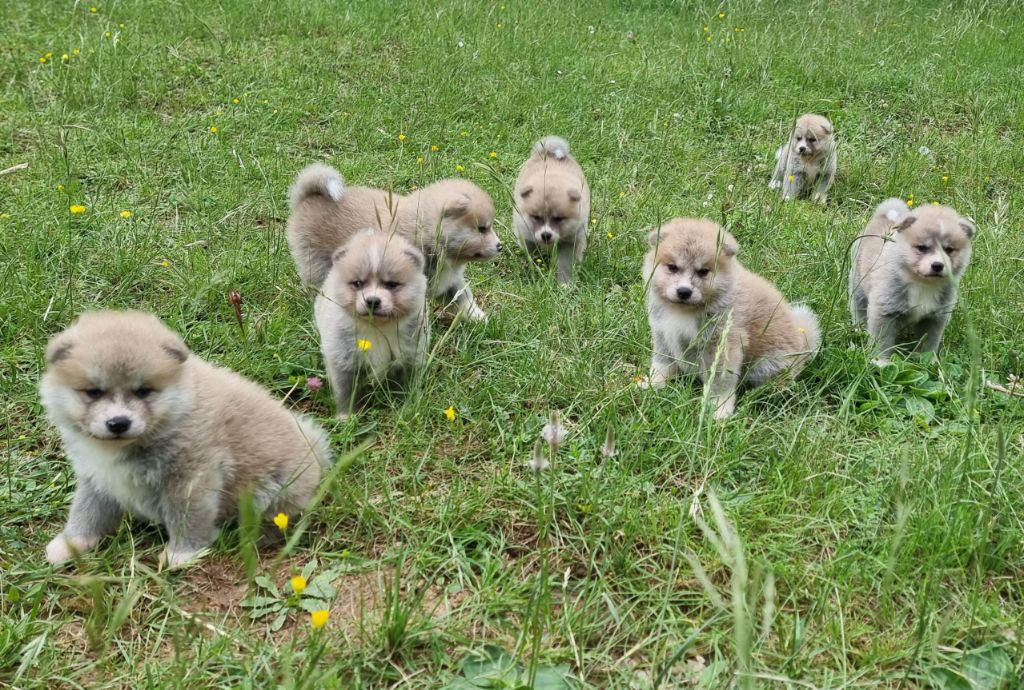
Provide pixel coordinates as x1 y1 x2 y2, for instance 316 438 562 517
289 163 345 210
874 197 910 223
790 303 821 375
293 412 333 469
534 135 571 161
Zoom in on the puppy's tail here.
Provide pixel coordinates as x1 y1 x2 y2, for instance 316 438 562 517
874 198 910 223
293 412 334 469
789 303 821 375
534 135 571 161
289 163 345 210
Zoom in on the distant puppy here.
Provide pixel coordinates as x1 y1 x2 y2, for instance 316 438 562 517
41 311 331 568
315 229 430 418
288 165 501 322
769 114 836 203
850 199 975 364
642 218 820 419
512 136 590 283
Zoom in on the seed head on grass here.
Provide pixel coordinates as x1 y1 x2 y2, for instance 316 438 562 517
540 410 565 452
601 424 617 458
528 439 549 472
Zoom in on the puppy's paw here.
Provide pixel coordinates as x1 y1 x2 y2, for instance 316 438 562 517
159 546 207 571
872 357 893 367
46 534 97 565
713 406 734 421
812 193 828 205
768 180 781 190
462 304 488 323
336 410 352 422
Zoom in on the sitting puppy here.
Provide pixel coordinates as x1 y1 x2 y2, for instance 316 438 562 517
769 114 836 203
41 311 331 569
512 136 590 283
849 199 975 364
642 218 820 419
288 164 501 322
315 229 430 418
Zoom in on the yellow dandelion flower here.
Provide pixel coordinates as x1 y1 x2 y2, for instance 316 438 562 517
607 232 614 239
455 164 464 172
45 52 53 58
209 126 218 133
590 218 597 224
290 575 307 594
942 175 949 182
788 175 795 182
57 184 65 192
398 133 407 141
90 6 98 12
444 406 456 421
489 151 497 158
431 145 439 152
310 610 330 629
357 339 372 351
232 98 240 104
907 199 915 207
417 156 424 164
73 48 81 55
119 210 132 218
705 35 712 42
273 512 288 530
718 11 726 18
39 56 47 63
61 54 69 61
104 31 111 38
69 204 87 214
160 260 170 268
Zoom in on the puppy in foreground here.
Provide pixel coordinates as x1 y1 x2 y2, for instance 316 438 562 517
316 229 430 418
512 136 590 283
850 199 975 364
769 114 836 203
41 311 331 568
642 218 820 419
288 164 501 321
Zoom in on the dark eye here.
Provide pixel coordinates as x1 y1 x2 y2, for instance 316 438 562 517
350 279 364 289
383 281 400 290
696 268 711 278
914 245 929 253
135 387 153 399
807 137 816 143
666 263 679 274
943 246 956 254
551 216 565 224
530 215 543 223
477 225 489 234
84 388 104 400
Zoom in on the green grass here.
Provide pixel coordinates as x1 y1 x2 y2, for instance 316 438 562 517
2 0 1023 687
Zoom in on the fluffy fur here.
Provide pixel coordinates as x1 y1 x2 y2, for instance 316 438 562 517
642 218 820 419
849 199 976 364
40 311 331 568
769 114 837 203
287 164 500 321
512 136 591 283
314 229 430 418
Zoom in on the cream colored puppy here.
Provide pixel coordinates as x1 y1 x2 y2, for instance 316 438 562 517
850 199 975 364
769 114 837 203
512 136 590 283
642 218 820 419
315 229 430 418
41 311 331 568
288 164 500 321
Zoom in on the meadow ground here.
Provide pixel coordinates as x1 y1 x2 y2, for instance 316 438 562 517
2 0 1023 687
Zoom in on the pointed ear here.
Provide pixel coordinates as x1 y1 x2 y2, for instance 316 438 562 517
646 227 661 247
331 246 347 263
162 343 189 363
403 247 425 269
959 219 976 238
46 335 73 364
443 195 470 218
519 185 533 199
720 231 739 257
567 189 581 202
821 122 833 135
895 215 917 232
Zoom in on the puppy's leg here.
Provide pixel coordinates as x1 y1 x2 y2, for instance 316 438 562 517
643 354 679 389
866 306 902 365
159 484 222 569
555 241 577 284
781 170 805 201
46 478 123 564
914 312 951 354
811 165 835 204
326 360 357 419
769 148 785 189
701 333 743 419
451 280 487 322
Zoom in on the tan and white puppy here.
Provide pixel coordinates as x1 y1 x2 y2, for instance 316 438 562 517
512 136 590 283
40 311 331 568
769 114 837 203
850 199 975 364
288 164 500 322
642 218 820 419
315 229 430 418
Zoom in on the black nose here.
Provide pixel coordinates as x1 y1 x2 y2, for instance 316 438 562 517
495 242 503 252
106 416 131 434
931 261 944 273
540 231 552 242
676 287 693 300
364 295 382 310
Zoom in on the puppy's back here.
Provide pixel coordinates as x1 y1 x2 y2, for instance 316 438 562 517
854 198 909 287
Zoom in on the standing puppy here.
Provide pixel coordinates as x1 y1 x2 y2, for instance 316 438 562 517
642 218 820 419
850 199 975 364
769 114 837 203
288 165 500 322
41 311 331 568
512 136 590 283
315 229 430 418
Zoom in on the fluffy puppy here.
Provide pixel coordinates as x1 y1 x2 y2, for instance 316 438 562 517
40 311 331 569
288 164 500 322
642 218 820 419
769 114 837 203
850 199 975 364
512 136 590 283
315 229 430 418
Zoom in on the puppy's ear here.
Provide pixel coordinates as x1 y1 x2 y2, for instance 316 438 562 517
162 337 189 363
720 230 739 257
46 334 74 364
646 227 661 247
959 218 977 239
519 185 533 199
332 246 348 263
403 246 425 269
895 216 917 232
567 189 581 202
443 195 470 218
821 122 833 135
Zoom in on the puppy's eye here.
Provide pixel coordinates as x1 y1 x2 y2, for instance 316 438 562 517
807 137 816 143
914 245 929 253
383 281 401 290
943 246 956 254
135 387 154 399
696 268 711 278
83 388 104 400
477 225 489 234
665 263 679 274
530 215 543 223
551 216 565 224
350 279 364 289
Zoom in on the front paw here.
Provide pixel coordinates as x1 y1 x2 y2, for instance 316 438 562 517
462 303 488 322
872 357 893 367
159 546 208 570
768 180 781 190
46 533 98 565
812 192 828 204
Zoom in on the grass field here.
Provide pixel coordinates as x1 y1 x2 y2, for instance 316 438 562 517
2 0 1024 687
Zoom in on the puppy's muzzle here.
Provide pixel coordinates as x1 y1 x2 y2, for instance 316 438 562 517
930 262 945 275
676 287 693 301
364 295 383 312
540 230 553 243
106 416 132 434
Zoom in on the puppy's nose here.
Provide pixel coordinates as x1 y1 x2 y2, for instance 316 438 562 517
106 416 132 434
676 287 693 301
797 146 808 153
931 261 945 273
540 231 553 242
364 295 382 311
495 242 503 252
